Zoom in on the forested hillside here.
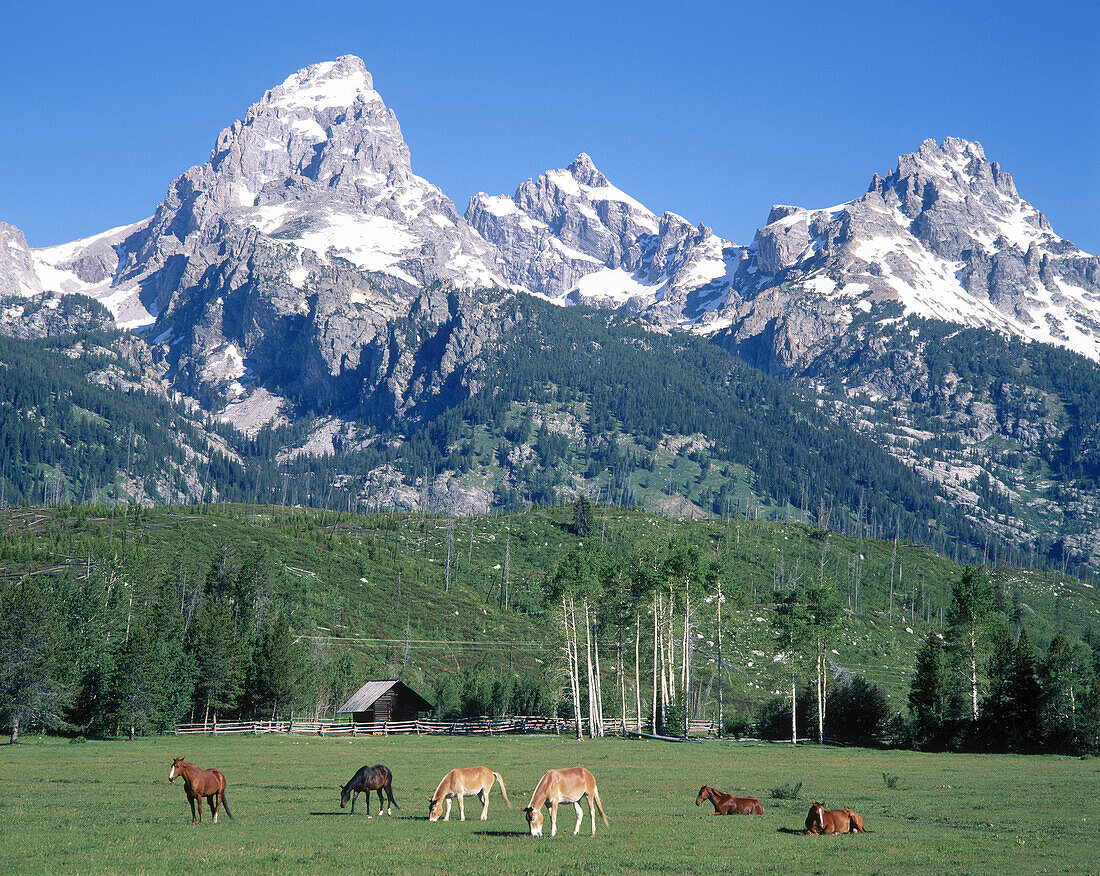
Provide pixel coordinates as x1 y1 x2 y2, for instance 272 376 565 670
2 503 1098 751
0 293 996 565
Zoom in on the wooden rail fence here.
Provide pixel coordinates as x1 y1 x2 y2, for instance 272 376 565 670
174 716 721 737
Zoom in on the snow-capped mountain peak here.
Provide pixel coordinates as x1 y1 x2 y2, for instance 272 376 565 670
467 154 743 322
711 137 1100 371
264 55 382 112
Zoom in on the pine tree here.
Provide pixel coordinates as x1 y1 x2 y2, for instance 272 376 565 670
0 578 72 743
908 631 948 748
1040 634 1082 753
190 598 244 725
253 613 304 720
1007 628 1043 752
573 494 592 537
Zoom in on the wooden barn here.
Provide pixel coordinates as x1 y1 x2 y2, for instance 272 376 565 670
337 680 434 724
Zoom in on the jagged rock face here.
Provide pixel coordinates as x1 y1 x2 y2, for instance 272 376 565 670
0 223 42 296
709 137 1100 373
0 291 115 339
467 154 744 323
99 56 509 417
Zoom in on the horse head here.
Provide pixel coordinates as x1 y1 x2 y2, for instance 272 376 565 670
695 785 710 806
520 805 543 837
340 786 351 808
427 796 443 821
806 802 826 833
169 757 185 783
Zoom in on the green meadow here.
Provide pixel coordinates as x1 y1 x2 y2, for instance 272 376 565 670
2 735 1097 874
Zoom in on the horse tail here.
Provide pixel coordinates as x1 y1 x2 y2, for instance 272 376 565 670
493 772 512 808
220 789 234 821
592 784 609 827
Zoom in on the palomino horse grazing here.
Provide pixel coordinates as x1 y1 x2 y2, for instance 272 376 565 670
340 764 399 816
805 801 866 834
521 767 608 837
695 785 764 815
168 757 233 824
428 767 511 821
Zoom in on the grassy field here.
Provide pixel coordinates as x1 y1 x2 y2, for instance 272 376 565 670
2 735 1097 874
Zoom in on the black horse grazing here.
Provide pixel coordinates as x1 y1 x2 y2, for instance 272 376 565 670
340 764 399 816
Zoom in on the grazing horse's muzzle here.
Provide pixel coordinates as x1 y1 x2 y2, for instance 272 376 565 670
523 806 543 836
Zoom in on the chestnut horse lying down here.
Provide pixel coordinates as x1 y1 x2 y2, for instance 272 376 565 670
521 767 609 837
695 785 763 815
169 757 233 824
428 767 511 821
805 801 866 834
340 764 399 816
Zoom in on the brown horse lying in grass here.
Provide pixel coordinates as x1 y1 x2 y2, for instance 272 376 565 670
695 785 763 815
521 767 609 837
805 801 866 834
169 757 233 824
428 767 511 821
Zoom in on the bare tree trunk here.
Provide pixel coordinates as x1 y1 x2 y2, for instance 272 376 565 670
593 619 605 736
563 595 582 740
682 583 691 736
618 638 627 734
652 595 659 733
10 714 18 744
717 578 723 738
583 598 597 738
791 674 797 744
816 648 824 744
658 594 669 733
635 612 643 733
444 515 454 592
790 632 797 744
969 629 979 720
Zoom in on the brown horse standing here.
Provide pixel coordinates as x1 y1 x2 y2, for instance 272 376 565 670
340 764 399 816
695 785 764 815
805 801 866 834
169 757 233 824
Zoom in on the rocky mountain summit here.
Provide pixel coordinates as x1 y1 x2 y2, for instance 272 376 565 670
3 59 1100 565
467 154 743 324
707 137 1100 374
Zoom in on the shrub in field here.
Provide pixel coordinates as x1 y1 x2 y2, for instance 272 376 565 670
769 781 803 800
722 714 752 738
825 676 892 746
882 772 900 790
754 690 812 741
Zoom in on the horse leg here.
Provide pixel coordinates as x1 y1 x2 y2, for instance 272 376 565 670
549 800 559 837
209 794 218 823
377 788 386 815
587 796 597 835
189 795 197 825
457 792 465 821
350 790 356 815
479 789 488 821
572 800 584 836
444 796 452 821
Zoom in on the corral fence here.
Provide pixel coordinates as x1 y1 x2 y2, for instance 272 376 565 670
174 717 721 737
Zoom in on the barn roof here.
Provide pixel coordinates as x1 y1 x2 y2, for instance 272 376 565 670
337 679 434 714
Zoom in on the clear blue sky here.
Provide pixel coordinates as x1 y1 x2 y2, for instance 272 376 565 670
3 1 1097 251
